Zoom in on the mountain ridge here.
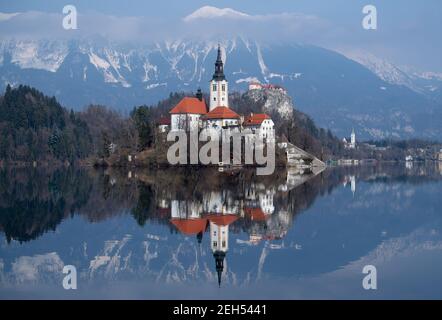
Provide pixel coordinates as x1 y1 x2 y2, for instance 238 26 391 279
1 37 441 140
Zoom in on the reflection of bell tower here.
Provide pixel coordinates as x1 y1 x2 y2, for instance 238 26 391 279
350 175 356 197
213 250 226 287
210 222 229 252
211 221 229 286
208 214 237 287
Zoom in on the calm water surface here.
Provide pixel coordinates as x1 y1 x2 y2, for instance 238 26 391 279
1 163 442 299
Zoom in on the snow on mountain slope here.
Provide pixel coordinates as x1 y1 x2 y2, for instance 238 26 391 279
342 50 442 99
341 50 418 91
417 71 442 81
11 252 64 283
1 39 69 72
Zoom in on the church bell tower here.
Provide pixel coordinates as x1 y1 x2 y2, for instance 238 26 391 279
209 45 229 111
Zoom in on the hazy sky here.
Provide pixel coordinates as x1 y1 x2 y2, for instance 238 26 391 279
1 0 441 72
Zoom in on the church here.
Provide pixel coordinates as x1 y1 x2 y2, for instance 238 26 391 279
166 45 275 142
343 128 356 149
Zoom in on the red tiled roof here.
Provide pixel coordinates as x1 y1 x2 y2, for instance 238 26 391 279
203 106 240 120
244 208 267 221
243 113 270 126
170 97 207 115
157 117 171 126
206 214 238 226
170 218 208 235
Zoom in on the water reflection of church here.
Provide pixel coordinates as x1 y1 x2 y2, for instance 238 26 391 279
160 183 290 286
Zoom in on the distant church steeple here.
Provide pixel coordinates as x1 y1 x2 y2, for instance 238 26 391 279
350 128 356 149
209 44 229 111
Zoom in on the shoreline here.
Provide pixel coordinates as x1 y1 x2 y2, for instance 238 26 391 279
1 159 441 169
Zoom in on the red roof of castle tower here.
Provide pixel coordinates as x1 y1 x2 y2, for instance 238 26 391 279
169 97 207 115
203 106 240 120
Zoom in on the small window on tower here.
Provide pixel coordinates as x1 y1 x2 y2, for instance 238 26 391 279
214 97 216 101
213 84 217 91
222 84 226 91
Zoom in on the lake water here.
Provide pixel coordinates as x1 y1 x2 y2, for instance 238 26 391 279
1 163 442 299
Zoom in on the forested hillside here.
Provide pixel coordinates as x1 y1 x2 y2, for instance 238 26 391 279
0 85 141 163
0 85 92 162
0 85 355 164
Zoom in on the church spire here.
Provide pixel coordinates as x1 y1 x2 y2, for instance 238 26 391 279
213 250 226 287
212 44 225 81
216 44 222 61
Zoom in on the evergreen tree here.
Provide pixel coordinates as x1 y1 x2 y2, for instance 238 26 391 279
99 131 111 158
131 106 154 150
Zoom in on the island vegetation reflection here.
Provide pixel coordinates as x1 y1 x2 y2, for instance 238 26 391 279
0 163 442 295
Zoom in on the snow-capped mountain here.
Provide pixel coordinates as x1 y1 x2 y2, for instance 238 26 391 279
343 50 442 99
183 6 250 22
342 51 419 91
1 37 441 139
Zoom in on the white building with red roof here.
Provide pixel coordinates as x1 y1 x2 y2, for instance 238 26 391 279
248 82 287 94
202 106 241 139
157 116 171 132
243 113 275 141
169 89 207 131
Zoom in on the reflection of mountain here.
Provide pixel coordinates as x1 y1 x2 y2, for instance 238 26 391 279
1 164 442 292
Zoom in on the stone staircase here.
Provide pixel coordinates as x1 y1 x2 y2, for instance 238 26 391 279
278 142 325 168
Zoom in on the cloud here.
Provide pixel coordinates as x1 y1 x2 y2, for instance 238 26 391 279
183 6 250 22
3 6 437 72
181 6 332 43
0 7 332 44
0 12 20 21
